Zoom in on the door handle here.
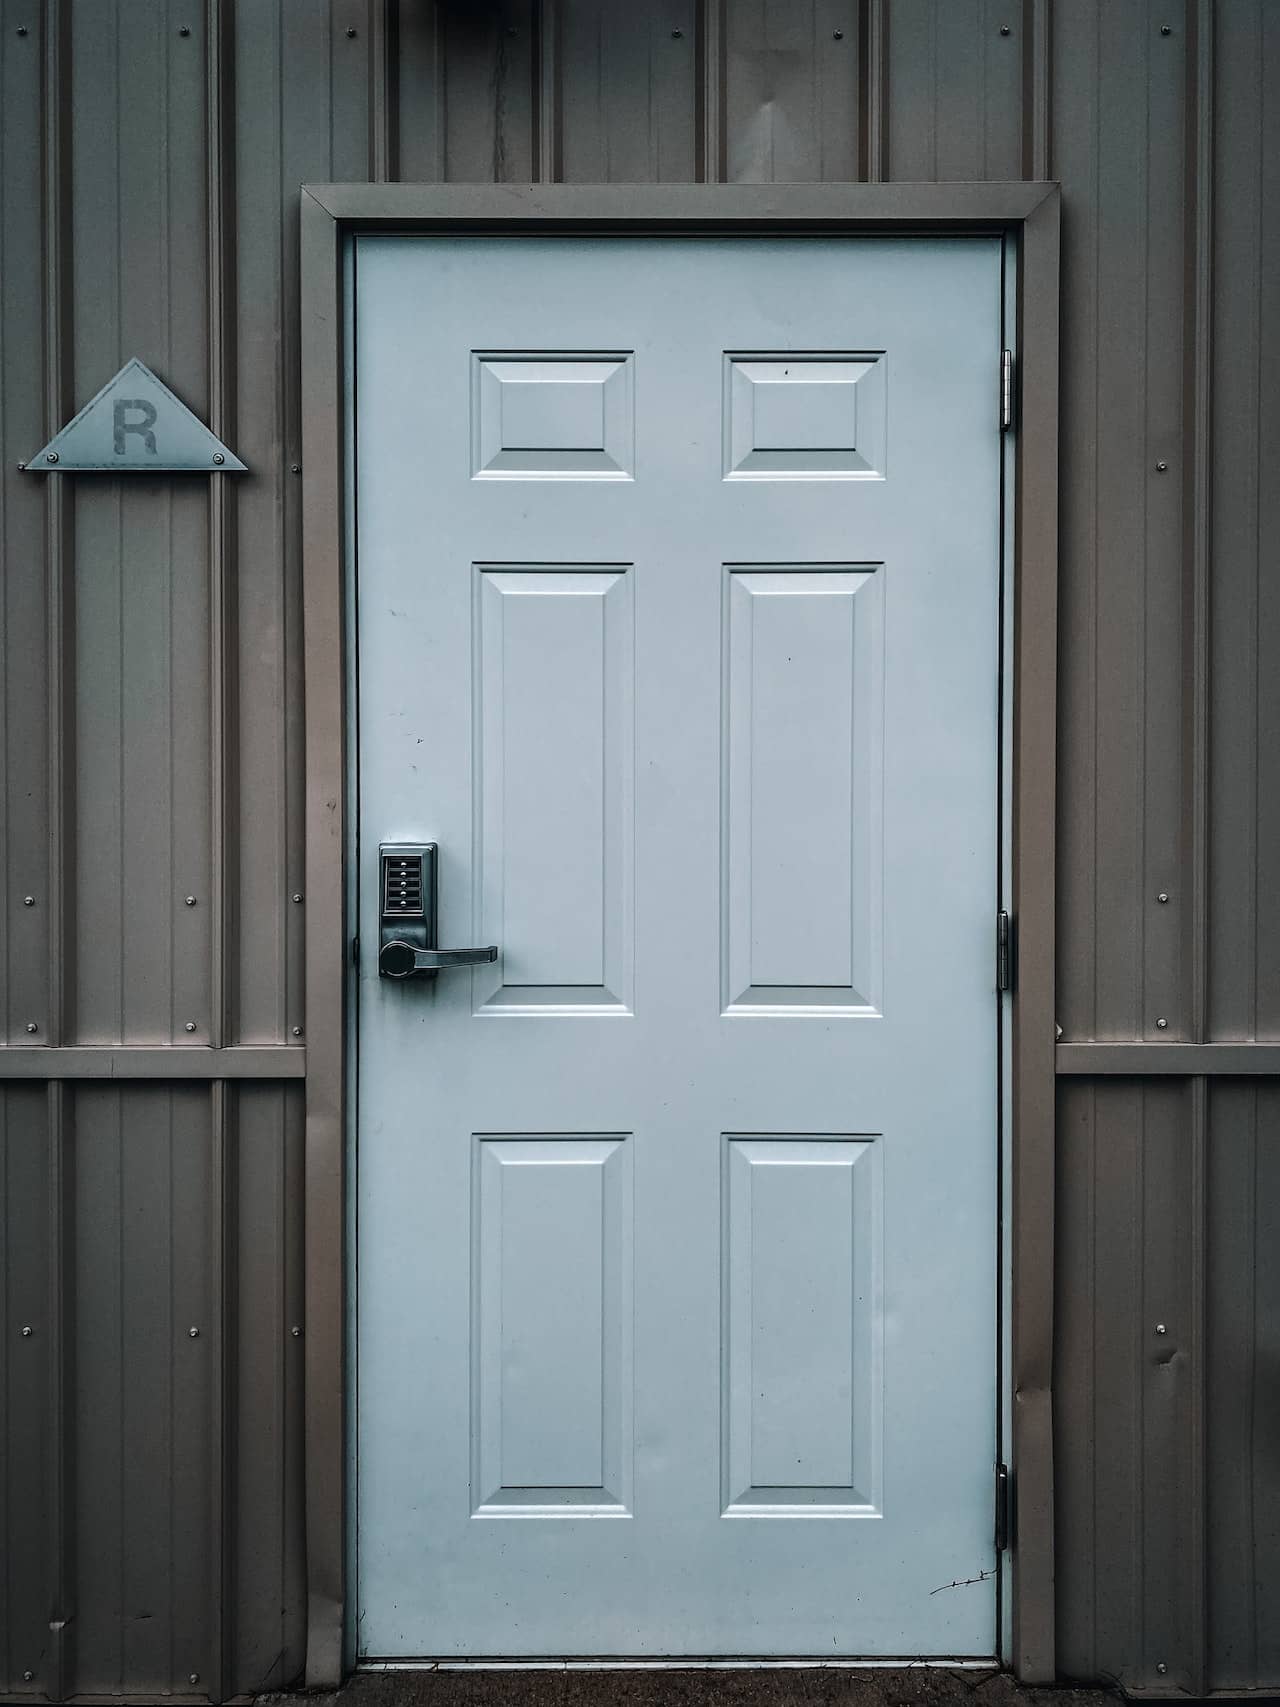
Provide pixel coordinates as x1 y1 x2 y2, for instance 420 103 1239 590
379 940 498 978
377 842 498 980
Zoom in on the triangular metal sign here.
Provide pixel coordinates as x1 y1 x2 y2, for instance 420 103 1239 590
26 358 246 473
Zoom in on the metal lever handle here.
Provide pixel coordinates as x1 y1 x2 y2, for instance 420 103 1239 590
379 938 498 979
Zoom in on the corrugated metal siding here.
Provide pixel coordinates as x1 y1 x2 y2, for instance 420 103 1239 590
0 1 1276 1699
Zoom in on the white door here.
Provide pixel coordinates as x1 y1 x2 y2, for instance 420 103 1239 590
355 235 1002 1659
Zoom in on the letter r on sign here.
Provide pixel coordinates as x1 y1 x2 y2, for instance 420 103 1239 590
114 399 158 455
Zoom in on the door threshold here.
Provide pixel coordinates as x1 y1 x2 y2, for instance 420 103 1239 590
359 1658 998 1673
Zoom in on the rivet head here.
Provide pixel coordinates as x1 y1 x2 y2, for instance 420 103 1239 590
190 1673 200 1685
292 893 304 904
291 1325 303 1337
21 1325 33 1337
1156 460 1169 472
189 1326 200 1338
212 452 225 466
23 1671 33 1682
179 24 190 34
1160 25 1172 35
1156 1017 1169 1030
291 463 301 474
1000 23 1011 34
671 27 683 37
292 1026 303 1037
17 26 29 36
346 25 357 35
1156 1662 1168 1674
185 895 197 906
1155 1323 1167 1335
832 28 843 39
23 895 35 906
1157 890 1170 903
185 1021 197 1033
45 451 58 463
25 1022 38 1034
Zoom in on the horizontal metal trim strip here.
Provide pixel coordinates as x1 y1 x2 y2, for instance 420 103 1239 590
0 1045 307 1080
303 180 1057 231
1056 1043 1280 1076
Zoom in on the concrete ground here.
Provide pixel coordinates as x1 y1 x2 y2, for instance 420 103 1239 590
262 1667 1124 1707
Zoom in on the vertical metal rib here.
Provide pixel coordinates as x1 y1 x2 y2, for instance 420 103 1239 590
536 0 559 183
1186 5 1215 1694
42 10 75 1688
206 2 237 1694
43 0 73 1050
1026 0 1052 180
370 0 398 183
861 0 888 182
697 0 725 182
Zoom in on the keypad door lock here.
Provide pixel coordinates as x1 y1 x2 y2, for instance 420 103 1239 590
378 843 498 979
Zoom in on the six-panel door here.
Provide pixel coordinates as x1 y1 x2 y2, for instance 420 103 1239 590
355 236 1002 1657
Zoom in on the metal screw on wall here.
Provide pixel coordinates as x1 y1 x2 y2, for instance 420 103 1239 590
1156 460 1169 472
347 25 357 36
292 1026 303 1037
190 1673 200 1685
1156 1017 1169 1030
179 25 190 35
1000 24 1011 34
185 1021 197 1033
1157 890 1170 903
671 28 683 38
189 1326 200 1338
292 1325 303 1337
185 895 198 906
23 894 35 905
291 464 301 475
16 27 28 36
1155 1323 1167 1335
1161 25 1172 35
23 1672 33 1682
45 451 58 463
21 1326 33 1337
832 29 843 39
1157 1662 1168 1675
293 893 304 904
212 452 225 466
25 1022 38 1034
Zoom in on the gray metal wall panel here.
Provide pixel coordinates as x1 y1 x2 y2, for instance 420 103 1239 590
67 0 214 1046
1208 0 1280 1043
1052 0 1190 1045
1 0 1278 1698
70 1085 214 1696
884 0 1023 182
557 0 699 183
1206 1080 1280 1687
723 0 861 182
1054 1078 1203 1694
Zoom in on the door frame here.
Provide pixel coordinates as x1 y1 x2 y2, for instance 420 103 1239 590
298 183 1060 1689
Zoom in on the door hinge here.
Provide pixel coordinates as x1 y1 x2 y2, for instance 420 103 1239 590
1000 348 1014 431
995 1463 1012 1551
997 910 1015 993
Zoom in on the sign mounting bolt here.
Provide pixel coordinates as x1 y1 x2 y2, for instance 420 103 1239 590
1157 890 1170 903
45 451 58 463
189 1326 200 1338
185 895 197 906
1155 1323 1167 1335
185 1021 197 1033
21 1326 33 1337
212 452 225 465
25 1022 38 1034
1156 1017 1169 1030
1156 460 1169 472
23 895 35 906
292 893 304 904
